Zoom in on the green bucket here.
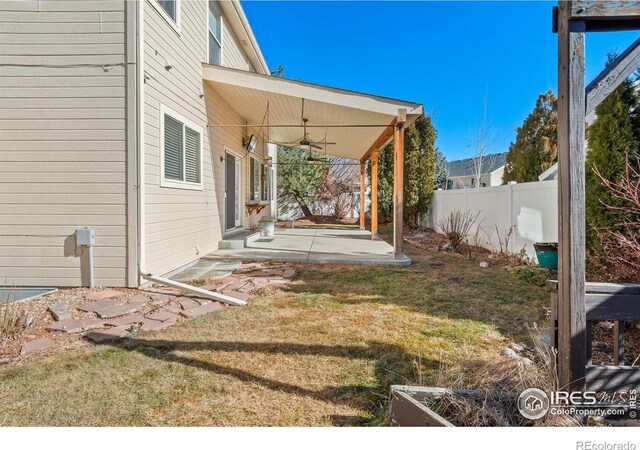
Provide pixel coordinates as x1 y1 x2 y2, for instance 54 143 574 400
533 242 558 270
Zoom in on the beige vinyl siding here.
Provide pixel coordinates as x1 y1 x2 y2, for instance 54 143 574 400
222 21 252 71
143 0 271 276
0 0 129 287
144 0 216 276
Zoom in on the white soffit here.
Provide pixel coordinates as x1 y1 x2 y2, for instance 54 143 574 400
202 64 423 160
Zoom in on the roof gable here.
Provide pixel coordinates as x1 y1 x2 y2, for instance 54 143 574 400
447 152 508 178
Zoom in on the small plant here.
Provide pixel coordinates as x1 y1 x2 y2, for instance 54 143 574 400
0 294 29 340
436 209 480 250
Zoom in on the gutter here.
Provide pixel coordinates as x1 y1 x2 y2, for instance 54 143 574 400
135 0 246 307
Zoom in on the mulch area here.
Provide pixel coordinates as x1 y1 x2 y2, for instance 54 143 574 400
0 261 296 362
279 215 358 226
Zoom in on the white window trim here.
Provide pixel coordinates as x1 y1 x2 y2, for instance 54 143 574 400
224 146 243 232
149 0 181 35
207 1 224 65
159 104 204 191
249 155 262 202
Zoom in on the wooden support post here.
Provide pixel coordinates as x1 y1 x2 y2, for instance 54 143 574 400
371 150 379 238
557 2 587 391
393 110 406 255
359 160 366 231
614 321 625 365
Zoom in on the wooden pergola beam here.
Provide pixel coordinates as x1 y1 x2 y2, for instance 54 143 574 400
571 1 640 19
393 109 406 256
586 36 640 116
360 119 396 163
359 161 366 231
371 150 379 238
557 2 587 391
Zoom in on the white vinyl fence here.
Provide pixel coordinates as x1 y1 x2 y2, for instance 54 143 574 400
428 180 558 261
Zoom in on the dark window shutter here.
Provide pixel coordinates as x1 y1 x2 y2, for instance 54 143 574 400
164 114 183 181
185 126 200 183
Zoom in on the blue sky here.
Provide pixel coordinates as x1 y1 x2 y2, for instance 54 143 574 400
242 1 639 161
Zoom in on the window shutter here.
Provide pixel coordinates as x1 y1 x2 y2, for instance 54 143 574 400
164 114 183 181
184 126 200 183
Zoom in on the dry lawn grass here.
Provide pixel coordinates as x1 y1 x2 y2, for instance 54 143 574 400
0 226 548 426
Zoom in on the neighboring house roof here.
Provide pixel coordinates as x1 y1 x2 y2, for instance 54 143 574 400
539 162 558 181
447 152 508 178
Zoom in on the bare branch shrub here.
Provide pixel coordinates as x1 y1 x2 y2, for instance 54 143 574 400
436 210 480 250
590 157 640 281
313 158 360 220
0 293 28 340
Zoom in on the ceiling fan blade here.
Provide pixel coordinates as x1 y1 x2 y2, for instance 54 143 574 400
310 143 323 150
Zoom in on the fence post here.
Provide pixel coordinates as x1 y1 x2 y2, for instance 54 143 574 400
508 181 516 253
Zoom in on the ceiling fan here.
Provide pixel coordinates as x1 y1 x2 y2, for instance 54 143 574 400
272 99 336 155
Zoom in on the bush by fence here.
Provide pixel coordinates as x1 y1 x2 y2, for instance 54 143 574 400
428 180 558 261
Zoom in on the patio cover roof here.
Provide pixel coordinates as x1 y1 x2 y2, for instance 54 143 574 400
202 63 423 160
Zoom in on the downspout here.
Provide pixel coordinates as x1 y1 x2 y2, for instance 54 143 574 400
135 0 245 307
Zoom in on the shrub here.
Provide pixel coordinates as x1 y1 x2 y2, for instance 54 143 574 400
436 210 480 250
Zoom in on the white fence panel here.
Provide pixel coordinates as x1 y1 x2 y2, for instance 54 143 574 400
428 180 558 261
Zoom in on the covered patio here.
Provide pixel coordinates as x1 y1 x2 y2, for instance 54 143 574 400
202 64 423 262
207 228 411 266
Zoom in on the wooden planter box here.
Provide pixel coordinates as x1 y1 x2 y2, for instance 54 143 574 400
388 385 456 427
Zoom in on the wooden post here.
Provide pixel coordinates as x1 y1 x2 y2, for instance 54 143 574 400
393 110 406 255
557 1 587 391
371 150 379 238
359 160 366 231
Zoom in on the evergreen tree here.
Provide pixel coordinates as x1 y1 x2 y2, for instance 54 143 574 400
585 57 640 250
434 149 448 190
277 146 324 216
368 114 437 225
503 90 558 183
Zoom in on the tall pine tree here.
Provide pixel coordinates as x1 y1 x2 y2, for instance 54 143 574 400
503 90 558 183
585 56 640 250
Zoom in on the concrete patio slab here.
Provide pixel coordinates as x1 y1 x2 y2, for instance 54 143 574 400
207 228 411 266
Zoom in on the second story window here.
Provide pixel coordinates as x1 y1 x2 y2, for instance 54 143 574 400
156 0 178 24
208 1 222 64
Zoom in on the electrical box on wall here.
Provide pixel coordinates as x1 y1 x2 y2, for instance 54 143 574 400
75 227 95 247
265 142 276 159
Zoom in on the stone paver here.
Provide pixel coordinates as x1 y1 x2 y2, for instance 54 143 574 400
77 298 120 313
94 301 147 319
179 302 223 319
104 314 145 327
162 304 183 315
21 338 56 355
84 290 125 301
282 269 296 279
222 290 251 302
48 303 71 321
177 297 202 310
140 311 178 332
85 326 131 343
149 293 174 306
46 318 105 333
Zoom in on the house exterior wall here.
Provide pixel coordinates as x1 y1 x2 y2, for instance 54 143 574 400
0 0 132 287
449 167 504 189
143 0 272 277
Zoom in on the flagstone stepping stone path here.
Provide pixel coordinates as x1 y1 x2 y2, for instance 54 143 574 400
18 262 297 356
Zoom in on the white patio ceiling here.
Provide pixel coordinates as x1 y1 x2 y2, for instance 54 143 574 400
202 63 423 160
